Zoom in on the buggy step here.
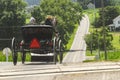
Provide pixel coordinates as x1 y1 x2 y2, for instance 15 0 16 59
31 53 54 62
31 53 54 56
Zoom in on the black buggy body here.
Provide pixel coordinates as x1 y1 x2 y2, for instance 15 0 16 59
11 25 63 65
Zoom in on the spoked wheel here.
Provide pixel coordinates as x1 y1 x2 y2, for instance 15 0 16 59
20 40 26 64
58 40 63 64
21 50 26 64
54 50 57 64
11 37 18 65
53 37 57 64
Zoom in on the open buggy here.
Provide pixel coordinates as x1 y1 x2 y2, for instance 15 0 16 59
11 25 63 65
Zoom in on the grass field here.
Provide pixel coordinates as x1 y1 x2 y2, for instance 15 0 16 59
111 32 120 49
100 51 120 61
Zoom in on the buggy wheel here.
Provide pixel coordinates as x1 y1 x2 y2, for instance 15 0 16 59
11 37 18 65
53 37 57 64
59 40 63 64
13 53 18 65
54 51 57 64
21 51 26 64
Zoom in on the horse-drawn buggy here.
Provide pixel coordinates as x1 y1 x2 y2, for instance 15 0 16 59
11 25 63 65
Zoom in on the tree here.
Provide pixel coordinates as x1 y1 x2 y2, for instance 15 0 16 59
31 6 44 24
77 0 91 9
77 0 120 9
85 29 113 51
0 0 27 26
91 0 111 8
77 0 111 9
109 0 120 6
32 0 83 46
94 6 120 27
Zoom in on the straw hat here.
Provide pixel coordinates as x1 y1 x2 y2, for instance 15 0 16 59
46 15 53 19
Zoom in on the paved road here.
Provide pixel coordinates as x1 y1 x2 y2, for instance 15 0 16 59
63 15 90 63
1 62 120 80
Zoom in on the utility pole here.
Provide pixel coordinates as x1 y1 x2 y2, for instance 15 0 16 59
101 0 107 60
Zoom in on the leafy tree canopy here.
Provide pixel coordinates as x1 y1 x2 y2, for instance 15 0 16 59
95 6 120 27
85 28 113 51
109 0 120 6
77 0 120 9
0 0 27 26
77 0 111 9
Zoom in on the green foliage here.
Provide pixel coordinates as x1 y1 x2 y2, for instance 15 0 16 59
85 7 120 61
66 24 78 50
77 0 91 9
93 0 111 8
32 0 83 46
0 0 27 26
100 51 120 61
86 50 120 61
85 28 113 50
78 0 120 11
31 6 44 24
95 6 120 27
111 32 120 49
77 0 111 9
109 0 120 6
83 9 99 25
0 51 31 62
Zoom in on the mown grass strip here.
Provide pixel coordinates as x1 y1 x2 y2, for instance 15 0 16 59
0 51 31 62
